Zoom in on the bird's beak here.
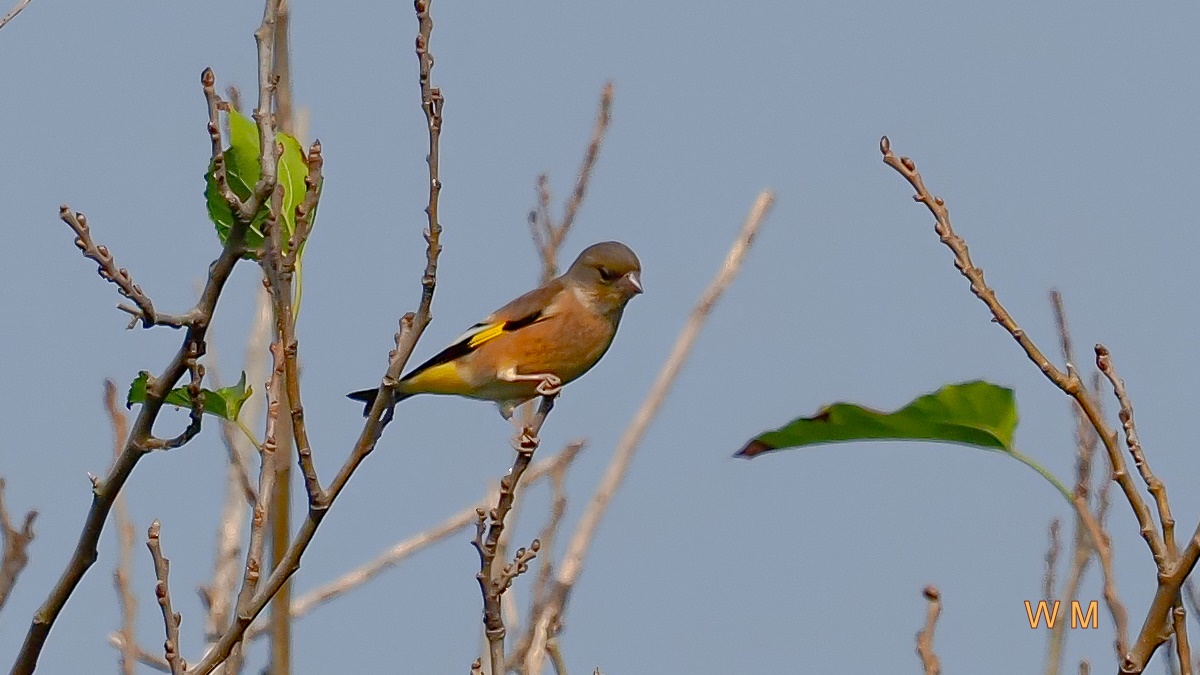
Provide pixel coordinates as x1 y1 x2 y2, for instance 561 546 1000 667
621 270 643 295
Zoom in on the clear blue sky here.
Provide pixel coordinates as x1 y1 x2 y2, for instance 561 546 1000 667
2 1 1198 673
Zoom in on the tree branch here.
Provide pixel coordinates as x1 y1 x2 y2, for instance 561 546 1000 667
915 585 942 675
147 521 185 675
104 380 140 675
0 0 32 32
476 397 556 675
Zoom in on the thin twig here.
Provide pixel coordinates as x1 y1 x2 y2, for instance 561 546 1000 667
1044 518 1061 603
0 0 31 32
1096 347 1176 559
0 479 36 612
200 285 271 675
476 397 557 675
1046 290 1103 675
530 83 614 283
508 444 583 670
107 634 170 673
1173 604 1192 675
1074 493 1129 655
522 190 775 673
147 522 185 675
60 207 187 328
105 381 139 675
916 586 942 675
230 340 284 633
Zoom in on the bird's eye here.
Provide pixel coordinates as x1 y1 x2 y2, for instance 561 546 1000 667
597 266 619 282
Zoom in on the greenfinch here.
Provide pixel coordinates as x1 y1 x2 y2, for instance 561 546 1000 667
349 241 642 419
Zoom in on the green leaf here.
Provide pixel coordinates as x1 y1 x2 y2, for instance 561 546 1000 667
203 107 312 255
126 371 253 422
736 380 1072 503
738 380 1017 456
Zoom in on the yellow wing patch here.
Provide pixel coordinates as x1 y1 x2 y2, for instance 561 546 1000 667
466 322 507 348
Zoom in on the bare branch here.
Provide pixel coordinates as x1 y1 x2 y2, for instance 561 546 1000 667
104 381 140 675
147 521 186 675
477 397 557 675
107 634 170 673
1046 290 1105 675
0 0 32 32
60 207 190 328
1096 346 1176 558
530 83 614 283
524 190 775 672
915 586 942 675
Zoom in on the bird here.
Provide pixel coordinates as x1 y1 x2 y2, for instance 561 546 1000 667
348 241 643 420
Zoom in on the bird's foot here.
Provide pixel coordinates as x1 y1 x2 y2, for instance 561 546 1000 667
535 374 563 397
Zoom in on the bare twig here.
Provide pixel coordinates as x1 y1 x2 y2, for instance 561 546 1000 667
107 634 170 673
0 478 36 612
1046 291 1104 675
476 397 557 675
507 444 583 670
545 638 569 675
230 340 284 630
1074 493 1129 654
1044 518 1061 603
0 0 32 32
916 586 942 675
1096 347 1176 558
105 381 139 675
201 285 271 675
522 190 775 673
60 207 186 328
879 137 1195 673
1173 604 1192 675
529 83 614 283
147 522 185 675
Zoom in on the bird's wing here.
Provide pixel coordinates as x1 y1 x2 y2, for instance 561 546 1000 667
400 279 564 381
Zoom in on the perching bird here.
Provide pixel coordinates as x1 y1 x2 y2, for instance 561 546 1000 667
348 241 642 419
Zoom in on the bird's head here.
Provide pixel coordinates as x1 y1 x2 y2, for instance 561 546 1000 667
564 241 643 312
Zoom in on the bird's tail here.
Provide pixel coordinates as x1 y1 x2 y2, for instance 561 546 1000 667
346 388 414 417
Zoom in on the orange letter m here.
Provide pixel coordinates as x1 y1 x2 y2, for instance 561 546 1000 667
1072 601 1098 629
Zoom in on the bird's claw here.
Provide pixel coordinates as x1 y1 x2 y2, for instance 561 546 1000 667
535 374 563 397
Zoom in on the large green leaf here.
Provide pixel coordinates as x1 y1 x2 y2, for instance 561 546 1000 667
203 108 313 256
126 371 253 422
737 380 1071 502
